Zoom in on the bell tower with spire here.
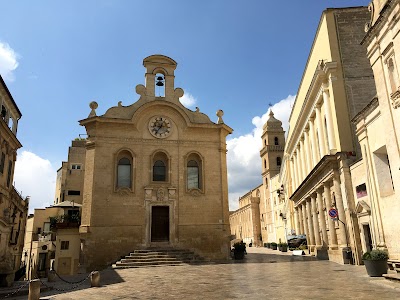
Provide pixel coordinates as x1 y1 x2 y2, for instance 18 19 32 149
260 110 285 188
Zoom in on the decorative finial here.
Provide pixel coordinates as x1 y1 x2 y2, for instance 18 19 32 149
269 109 274 117
216 109 224 124
89 101 98 118
118 101 122 107
195 107 200 113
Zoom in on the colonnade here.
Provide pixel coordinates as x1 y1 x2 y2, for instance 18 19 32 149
290 86 337 191
293 175 348 251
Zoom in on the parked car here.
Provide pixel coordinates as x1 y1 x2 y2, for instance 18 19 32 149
287 235 307 248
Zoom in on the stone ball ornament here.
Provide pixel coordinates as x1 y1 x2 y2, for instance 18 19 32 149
216 109 224 124
88 101 98 117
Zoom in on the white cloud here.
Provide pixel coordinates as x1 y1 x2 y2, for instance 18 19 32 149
180 92 197 108
14 151 57 213
0 41 19 82
227 95 295 210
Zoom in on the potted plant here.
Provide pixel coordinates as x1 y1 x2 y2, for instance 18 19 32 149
266 243 271 248
278 243 282 251
271 242 277 250
233 242 246 260
281 243 288 252
362 249 389 277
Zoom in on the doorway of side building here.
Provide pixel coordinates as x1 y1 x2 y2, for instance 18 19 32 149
363 224 373 252
151 206 170 242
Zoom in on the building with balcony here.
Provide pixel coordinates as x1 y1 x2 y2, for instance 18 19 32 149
22 201 81 278
0 75 28 287
54 139 86 205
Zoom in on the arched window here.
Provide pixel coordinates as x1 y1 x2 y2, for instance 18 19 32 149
152 151 169 182
153 160 166 181
187 160 199 189
277 157 282 167
117 158 131 188
186 152 203 191
274 137 279 145
115 150 134 190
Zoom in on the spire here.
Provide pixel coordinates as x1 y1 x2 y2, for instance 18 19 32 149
263 109 283 131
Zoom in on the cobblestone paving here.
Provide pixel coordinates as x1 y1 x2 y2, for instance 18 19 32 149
8 247 400 300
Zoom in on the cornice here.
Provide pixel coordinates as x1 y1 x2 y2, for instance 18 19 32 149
362 0 397 45
351 96 379 124
287 61 337 156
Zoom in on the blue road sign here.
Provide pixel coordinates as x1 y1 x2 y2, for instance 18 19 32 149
328 208 338 219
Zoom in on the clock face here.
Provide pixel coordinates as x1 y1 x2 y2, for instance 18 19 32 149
149 116 172 138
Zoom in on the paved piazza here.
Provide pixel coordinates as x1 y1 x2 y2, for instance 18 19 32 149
11 248 400 300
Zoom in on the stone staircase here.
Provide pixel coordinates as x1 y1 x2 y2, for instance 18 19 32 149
112 249 204 269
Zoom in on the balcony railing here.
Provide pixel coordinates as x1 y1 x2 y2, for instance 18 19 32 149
50 214 81 230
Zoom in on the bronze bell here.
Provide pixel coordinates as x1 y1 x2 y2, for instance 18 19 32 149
156 81 164 87
157 76 164 81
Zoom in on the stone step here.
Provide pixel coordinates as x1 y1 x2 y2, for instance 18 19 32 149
114 261 187 267
387 260 400 273
112 248 204 269
121 257 180 263
112 263 185 269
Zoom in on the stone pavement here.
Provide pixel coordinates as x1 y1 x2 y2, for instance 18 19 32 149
4 247 400 300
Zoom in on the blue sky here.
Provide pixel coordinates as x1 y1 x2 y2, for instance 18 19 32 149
0 0 370 211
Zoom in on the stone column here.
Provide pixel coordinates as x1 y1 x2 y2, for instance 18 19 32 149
295 150 301 187
333 174 348 248
300 138 307 180
290 157 296 191
322 85 337 154
310 194 321 248
304 128 312 173
306 199 315 248
299 204 305 235
309 117 319 164
316 188 329 247
315 104 327 157
324 182 338 248
294 207 300 235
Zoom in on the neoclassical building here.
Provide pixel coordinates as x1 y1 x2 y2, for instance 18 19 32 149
78 55 232 269
0 75 29 286
285 7 376 264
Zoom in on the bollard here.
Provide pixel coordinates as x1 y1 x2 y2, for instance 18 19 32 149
90 271 100 287
48 270 56 282
28 279 41 300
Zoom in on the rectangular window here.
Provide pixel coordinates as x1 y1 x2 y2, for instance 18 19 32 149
61 241 69 250
67 190 81 196
373 147 394 197
43 222 51 233
71 164 82 170
0 153 5 173
356 183 367 199
6 160 12 187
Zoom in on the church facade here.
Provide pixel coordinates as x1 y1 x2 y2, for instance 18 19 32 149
79 55 232 270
